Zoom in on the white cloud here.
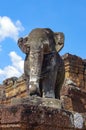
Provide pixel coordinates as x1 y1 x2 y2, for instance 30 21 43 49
9 51 24 72
0 16 24 42
0 51 24 83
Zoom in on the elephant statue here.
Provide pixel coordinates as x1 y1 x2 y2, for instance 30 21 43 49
18 28 65 99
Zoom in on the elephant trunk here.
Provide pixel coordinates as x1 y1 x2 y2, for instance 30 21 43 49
29 49 43 96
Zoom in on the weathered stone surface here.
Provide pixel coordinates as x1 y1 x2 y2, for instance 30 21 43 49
0 84 5 99
2 75 27 105
11 96 62 109
0 102 74 130
61 78 86 113
62 53 86 91
61 78 86 129
59 53 86 129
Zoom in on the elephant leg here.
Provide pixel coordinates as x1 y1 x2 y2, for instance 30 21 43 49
42 77 55 98
24 55 30 95
53 53 65 99
54 83 61 99
55 66 65 99
41 52 58 98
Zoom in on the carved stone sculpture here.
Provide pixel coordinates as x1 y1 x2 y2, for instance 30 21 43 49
3 77 18 86
18 28 65 99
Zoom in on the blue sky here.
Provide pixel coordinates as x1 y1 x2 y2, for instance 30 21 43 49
0 0 86 83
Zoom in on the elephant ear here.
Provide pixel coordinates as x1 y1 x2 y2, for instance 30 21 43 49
54 32 64 52
18 36 30 54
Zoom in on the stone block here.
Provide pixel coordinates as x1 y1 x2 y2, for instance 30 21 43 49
61 87 86 113
0 98 74 130
11 96 62 109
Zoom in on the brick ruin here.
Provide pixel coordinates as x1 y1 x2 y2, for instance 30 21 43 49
62 53 86 90
61 53 86 112
0 53 86 130
61 53 86 129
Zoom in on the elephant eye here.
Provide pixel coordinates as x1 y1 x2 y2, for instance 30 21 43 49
25 37 28 41
23 37 28 43
18 38 23 43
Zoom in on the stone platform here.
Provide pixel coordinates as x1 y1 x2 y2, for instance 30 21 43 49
0 96 75 130
0 96 86 130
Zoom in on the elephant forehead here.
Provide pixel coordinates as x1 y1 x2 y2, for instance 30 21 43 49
29 29 47 40
28 31 48 49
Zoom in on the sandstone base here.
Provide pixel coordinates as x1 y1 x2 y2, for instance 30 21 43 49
0 97 85 130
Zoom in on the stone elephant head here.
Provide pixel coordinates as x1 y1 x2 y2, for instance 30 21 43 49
18 28 64 54
18 28 65 98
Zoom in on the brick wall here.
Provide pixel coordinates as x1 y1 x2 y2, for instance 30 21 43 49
62 53 86 91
